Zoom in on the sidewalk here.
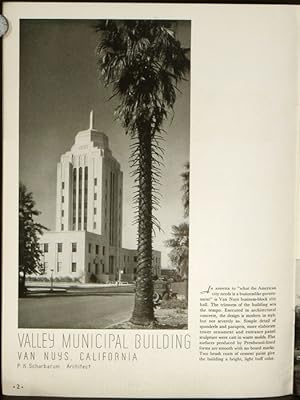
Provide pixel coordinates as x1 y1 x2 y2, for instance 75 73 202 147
24 282 135 297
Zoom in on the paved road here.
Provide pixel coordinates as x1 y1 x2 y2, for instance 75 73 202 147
19 294 134 329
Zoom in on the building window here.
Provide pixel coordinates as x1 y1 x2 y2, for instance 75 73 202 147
88 243 92 253
94 193 97 200
43 262 48 272
72 242 77 252
78 167 82 230
61 210 64 217
94 222 96 229
95 264 99 274
109 259 114 274
72 168 77 227
71 262 76 272
127 256 129 262
96 245 99 255
62 196 64 203
134 268 137 274
62 182 65 189
124 255 126 262
61 224 64 231
124 267 126 274
88 262 91 272
103 246 105 256
134 256 138 262
94 178 97 185
94 207 97 215
44 243 49 253
57 262 62 273
57 243 63 253
84 166 88 227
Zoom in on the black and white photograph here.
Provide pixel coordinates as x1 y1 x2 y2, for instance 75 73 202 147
3 3 298 398
18 19 190 329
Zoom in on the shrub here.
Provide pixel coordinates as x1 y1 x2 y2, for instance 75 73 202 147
160 298 188 310
27 275 49 282
89 273 97 283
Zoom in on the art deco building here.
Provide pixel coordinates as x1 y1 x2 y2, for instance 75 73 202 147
39 112 161 283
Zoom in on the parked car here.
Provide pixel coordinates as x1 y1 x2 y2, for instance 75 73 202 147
153 280 177 304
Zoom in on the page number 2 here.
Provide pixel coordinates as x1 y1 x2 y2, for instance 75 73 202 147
13 384 23 390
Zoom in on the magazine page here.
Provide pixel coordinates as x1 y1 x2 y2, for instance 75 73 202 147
293 8 300 396
2 2 298 398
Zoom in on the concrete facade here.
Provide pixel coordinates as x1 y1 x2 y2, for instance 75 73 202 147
39 112 161 283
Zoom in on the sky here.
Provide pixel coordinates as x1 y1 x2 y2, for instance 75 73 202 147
20 19 190 267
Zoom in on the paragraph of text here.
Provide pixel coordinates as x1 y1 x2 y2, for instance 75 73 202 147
199 285 277 362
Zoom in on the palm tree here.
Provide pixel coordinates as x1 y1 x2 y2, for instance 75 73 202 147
165 222 189 279
165 162 190 299
96 20 190 325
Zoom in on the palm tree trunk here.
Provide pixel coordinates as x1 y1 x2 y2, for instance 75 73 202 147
131 130 155 325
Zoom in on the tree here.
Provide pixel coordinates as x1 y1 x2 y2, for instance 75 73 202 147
19 183 47 297
165 222 189 279
96 20 190 325
165 162 190 290
181 161 190 218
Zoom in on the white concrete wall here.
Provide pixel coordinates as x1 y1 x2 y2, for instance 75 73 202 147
39 231 86 280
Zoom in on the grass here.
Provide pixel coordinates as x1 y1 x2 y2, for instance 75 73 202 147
109 298 188 329
160 297 188 310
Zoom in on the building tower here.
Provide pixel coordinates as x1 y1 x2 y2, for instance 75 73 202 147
39 111 160 283
55 110 123 249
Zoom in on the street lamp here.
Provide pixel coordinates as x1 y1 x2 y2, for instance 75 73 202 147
50 269 54 292
118 269 123 285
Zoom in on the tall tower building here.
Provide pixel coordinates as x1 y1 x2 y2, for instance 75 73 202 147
39 111 161 283
55 110 123 249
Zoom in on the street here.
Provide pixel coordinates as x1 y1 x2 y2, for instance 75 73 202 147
19 294 134 329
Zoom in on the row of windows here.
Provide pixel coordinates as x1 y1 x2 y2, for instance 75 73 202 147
123 267 137 274
122 255 159 264
88 243 105 256
42 242 77 253
88 262 104 274
42 243 105 255
43 261 77 273
123 255 138 263
63 177 97 189
61 177 122 203
42 243 159 264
